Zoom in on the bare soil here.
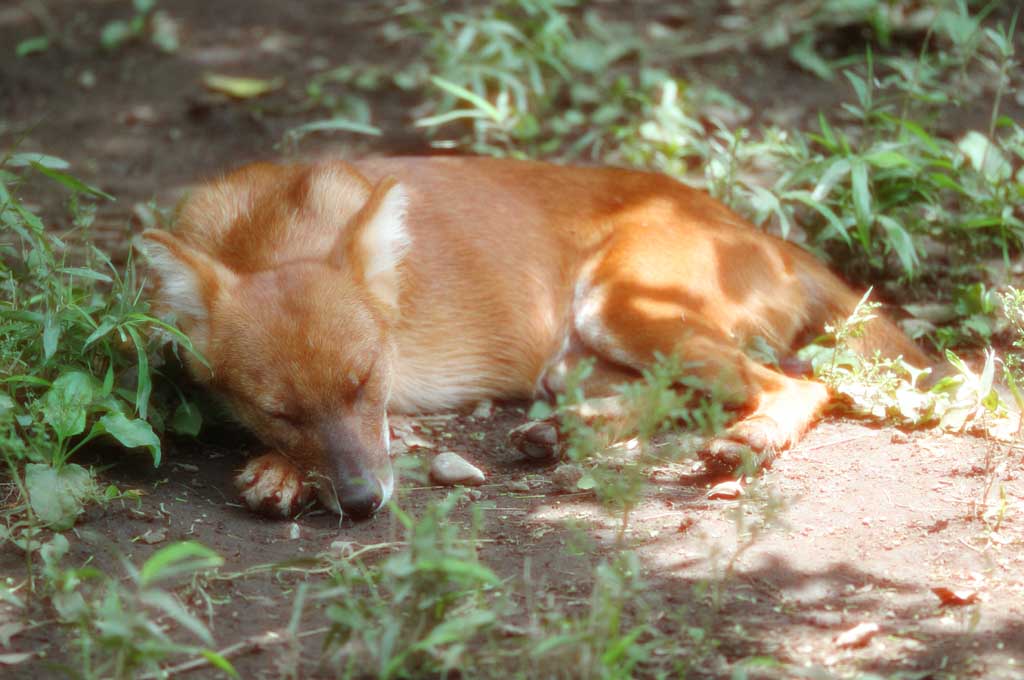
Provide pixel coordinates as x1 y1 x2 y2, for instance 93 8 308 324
2 2 1023 678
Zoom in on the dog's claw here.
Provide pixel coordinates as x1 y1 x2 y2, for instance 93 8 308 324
235 453 315 518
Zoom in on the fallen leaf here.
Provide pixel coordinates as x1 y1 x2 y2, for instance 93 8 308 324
138 528 167 545
401 432 433 449
202 73 283 99
834 622 879 648
0 622 26 647
707 480 744 500
932 586 980 606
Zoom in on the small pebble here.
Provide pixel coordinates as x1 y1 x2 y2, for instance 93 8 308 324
430 452 486 486
551 463 584 492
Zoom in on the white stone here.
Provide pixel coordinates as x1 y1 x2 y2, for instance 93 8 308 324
430 452 486 487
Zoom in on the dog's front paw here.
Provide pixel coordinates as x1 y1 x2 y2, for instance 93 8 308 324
235 453 315 517
509 419 561 461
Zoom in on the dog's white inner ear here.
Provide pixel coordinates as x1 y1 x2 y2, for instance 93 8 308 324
140 229 237 327
333 177 410 314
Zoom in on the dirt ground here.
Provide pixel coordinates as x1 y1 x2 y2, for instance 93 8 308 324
2 2 1024 678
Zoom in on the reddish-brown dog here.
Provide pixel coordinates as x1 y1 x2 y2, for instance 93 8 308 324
143 157 926 518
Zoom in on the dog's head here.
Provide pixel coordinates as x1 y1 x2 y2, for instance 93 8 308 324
142 162 409 518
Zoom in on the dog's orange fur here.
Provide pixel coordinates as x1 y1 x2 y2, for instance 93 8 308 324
143 157 928 518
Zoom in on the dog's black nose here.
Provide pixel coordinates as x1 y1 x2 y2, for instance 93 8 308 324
337 477 385 519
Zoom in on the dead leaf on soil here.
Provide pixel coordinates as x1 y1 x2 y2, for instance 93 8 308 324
707 480 744 500
0 652 32 665
834 622 880 648
932 586 981 606
0 622 26 647
202 73 283 99
400 431 434 449
137 528 167 545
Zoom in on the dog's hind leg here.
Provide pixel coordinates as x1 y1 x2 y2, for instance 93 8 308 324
512 222 834 471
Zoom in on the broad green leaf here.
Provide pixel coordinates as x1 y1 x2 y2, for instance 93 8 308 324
42 315 60 361
786 191 852 246
410 610 495 652
170 400 203 437
790 34 834 80
809 157 850 203
850 158 872 241
844 70 870 111
877 215 919 274
864 149 912 168
139 541 224 587
96 413 161 464
40 533 70 569
25 463 96 530
601 625 646 666
43 371 95 440
125 325 150 419
84 318 117 348
958 131 1011 180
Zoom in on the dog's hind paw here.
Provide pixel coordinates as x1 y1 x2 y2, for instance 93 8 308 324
698 416 785 475
235 453 315 517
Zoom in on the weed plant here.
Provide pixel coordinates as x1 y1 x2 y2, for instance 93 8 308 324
1 154 199 528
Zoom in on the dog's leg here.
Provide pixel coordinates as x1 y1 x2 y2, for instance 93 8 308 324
571 270 830 470
511 216 836 470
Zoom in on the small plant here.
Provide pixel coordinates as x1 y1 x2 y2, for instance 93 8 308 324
313 492 500 678
530 355 727 536
800 292 1018 438
41 537 231 679
1 153 200 528
100 0 179 53
529 551 658 679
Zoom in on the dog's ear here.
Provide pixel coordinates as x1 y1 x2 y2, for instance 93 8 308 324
329 177 410 315
140 230 238 340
